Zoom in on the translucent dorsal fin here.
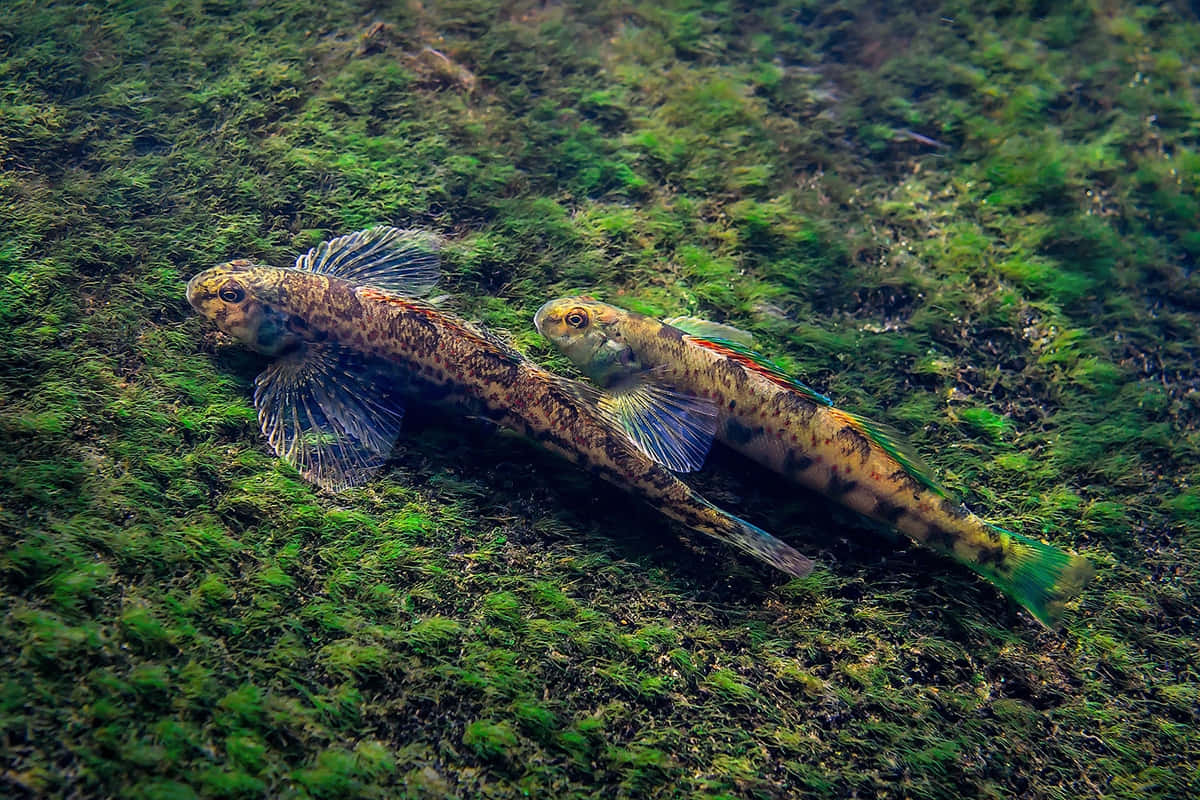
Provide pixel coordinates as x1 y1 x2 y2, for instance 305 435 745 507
254 342 407 492
687 335 949 497
594 368 719 473
828 407 950 498
664 316 756 347
686 335 834 408
294 226 441 296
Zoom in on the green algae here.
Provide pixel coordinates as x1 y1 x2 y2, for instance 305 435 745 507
1 0 1199 798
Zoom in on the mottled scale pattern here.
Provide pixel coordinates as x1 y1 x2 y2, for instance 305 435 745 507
641 323 1016 564
226 267 813 578
573 306 1094 626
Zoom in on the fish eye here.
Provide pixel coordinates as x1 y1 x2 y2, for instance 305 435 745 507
564 308 589 329
218 283 245 304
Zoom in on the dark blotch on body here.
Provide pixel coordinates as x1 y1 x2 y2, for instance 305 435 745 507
657 324 685 342
826 472 858 498
975 541 1008 568
836 426 872 464
890 469 925 497
725 418 763 446
873 498 907 524
925 525 958 551
711 357 750 391
940 498 970 519
778 391 819 421
784 451 814 476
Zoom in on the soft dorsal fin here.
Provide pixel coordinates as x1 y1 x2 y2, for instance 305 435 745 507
254 342 407 492
593 368 719 473
686 335 834 408
827 407 951 498
664 316 756 347
294 226 441 296
687 335 950 497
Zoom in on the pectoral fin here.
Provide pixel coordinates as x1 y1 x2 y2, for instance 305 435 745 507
596 370 718 472
294 226 441 297
254 342 406 491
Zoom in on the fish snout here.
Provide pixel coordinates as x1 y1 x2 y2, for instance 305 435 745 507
185 272 206 311
533 301 552 335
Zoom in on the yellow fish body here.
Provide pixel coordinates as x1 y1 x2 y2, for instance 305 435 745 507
535 297 1095 627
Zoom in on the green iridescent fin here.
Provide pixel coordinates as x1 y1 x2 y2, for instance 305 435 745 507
254 342 406 492
829 407 950 498
977 525 1095 628
688 334 948 496
686 335 834 408
294 226 441 296
664 316 756 347
595 370 718 473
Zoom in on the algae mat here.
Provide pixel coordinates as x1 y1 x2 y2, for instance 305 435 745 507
1 1 1197 798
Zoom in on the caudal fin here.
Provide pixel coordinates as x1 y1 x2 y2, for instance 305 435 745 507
979 525 1095 628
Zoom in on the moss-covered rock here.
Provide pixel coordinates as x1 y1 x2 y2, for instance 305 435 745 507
1 0 1198 798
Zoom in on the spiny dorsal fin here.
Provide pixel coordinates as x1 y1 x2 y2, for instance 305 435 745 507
664 316 756 347
294 226 440 296
687 335 949 497
254 342 406 492
594 368 719 473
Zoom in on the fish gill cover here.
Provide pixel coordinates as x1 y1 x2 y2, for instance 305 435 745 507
0 1 1198 799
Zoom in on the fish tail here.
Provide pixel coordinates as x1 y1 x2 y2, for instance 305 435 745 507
974 524 1095 628
691 494 815 578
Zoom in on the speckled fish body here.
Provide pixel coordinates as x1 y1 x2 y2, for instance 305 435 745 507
185 230 814 578
535 298 1095 627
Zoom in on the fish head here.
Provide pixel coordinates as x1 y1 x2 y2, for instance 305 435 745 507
187 260 302 356
534 297 641 385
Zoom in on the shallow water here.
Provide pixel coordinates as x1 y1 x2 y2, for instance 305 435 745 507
1 2 1197 798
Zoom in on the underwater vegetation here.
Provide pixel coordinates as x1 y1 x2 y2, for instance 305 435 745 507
1 0 1198 798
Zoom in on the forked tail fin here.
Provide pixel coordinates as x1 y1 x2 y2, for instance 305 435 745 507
977 524 1095 628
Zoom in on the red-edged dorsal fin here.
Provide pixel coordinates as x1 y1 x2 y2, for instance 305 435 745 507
685 335 834 407
356 287 524 363
686 335 950 498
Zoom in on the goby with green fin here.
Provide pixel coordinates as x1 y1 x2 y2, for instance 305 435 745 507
534 297 1095 628
186 228 815 578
